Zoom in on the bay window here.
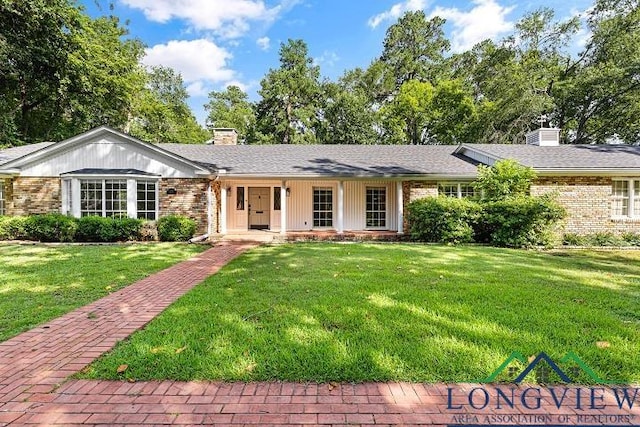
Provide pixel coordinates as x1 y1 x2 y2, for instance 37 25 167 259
64 174 159 220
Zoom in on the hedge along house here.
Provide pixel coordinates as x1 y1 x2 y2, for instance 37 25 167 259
0 125 639 239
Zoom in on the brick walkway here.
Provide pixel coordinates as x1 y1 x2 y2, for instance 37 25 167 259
1 241 639 426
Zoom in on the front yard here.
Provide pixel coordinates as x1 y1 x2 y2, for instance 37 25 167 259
81 243 640 384
0 243 205 342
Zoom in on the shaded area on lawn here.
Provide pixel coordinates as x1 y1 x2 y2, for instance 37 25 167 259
81 244 640 383
0 243 206 342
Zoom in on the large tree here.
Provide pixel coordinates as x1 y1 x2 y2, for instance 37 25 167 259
205 85 255 144
553 0 640 143
128 66 208 143
0 0 145 145
379 11 450 90
255 39 323 144
381 79 476 145
451 8 580 144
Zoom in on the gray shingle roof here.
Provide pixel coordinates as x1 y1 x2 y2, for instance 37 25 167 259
157 144 479 177
0 141 56 166
459 144 640 170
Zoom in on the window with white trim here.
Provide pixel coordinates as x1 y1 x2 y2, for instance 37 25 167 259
0 179 5 215
366 187 386 228
612 179 639 218
273 187 281 211
438 182 476 198
137 181 157 220
105 180 127 218
80 180 103 217
313 187 333 227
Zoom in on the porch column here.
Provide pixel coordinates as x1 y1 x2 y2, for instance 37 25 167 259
220 185 227 235
280 181 287 235
206 181 213 235
337 180 344 234
397 181 404 234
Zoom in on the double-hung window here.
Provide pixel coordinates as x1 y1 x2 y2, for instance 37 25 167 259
80 180 104 216
136 181 157 220
438 182 476 198
366 187 386 228
313 187 333 227
612 179 640 219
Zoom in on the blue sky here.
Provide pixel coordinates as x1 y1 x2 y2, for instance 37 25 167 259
81 0 593 125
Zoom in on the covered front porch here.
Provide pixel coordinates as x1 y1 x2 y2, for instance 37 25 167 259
217 179 405 236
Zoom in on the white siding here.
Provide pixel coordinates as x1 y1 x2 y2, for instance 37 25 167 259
19 135 198 177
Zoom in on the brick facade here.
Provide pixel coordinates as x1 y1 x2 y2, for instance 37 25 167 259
401 176 640 236
532 176 640 234
402 181 438 234
8 177 61 216
159 178 211 235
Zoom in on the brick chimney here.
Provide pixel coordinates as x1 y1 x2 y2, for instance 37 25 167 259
211 128 238 145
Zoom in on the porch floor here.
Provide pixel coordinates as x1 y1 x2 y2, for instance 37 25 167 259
216 230 403 243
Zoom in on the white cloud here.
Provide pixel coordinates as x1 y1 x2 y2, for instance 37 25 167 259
185 81 208 97
314 51 340 68
121 0 281 38
368 0 427 28
430 0 515 52
143 39 234 83
144 39 235 99
256 36 270 51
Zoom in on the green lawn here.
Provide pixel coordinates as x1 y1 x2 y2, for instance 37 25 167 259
81 243 640 384
0 243 206 342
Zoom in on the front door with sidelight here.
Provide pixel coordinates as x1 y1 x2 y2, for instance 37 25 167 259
248 187 270 230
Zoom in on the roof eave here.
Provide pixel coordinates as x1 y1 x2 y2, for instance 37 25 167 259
217 172 479 180
536 168 640 176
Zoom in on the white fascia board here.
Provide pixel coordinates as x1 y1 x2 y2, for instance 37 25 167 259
535 168 640 176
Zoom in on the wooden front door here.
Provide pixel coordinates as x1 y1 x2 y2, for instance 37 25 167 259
248 187 270 230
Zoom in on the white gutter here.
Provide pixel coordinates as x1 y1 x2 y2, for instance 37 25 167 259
213 173 479 180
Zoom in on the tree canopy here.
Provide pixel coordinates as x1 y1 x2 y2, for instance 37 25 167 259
3 0 639 146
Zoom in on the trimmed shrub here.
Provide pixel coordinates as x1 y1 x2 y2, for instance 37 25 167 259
76 216 143 242
589 232 625 247
157 215 196 242
0 216 29 240
621 232 640 246
481 196 566 247
407 196 481 244
140 221 158 241
24 213 77 242
563 232 640 247
562 233 587 246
